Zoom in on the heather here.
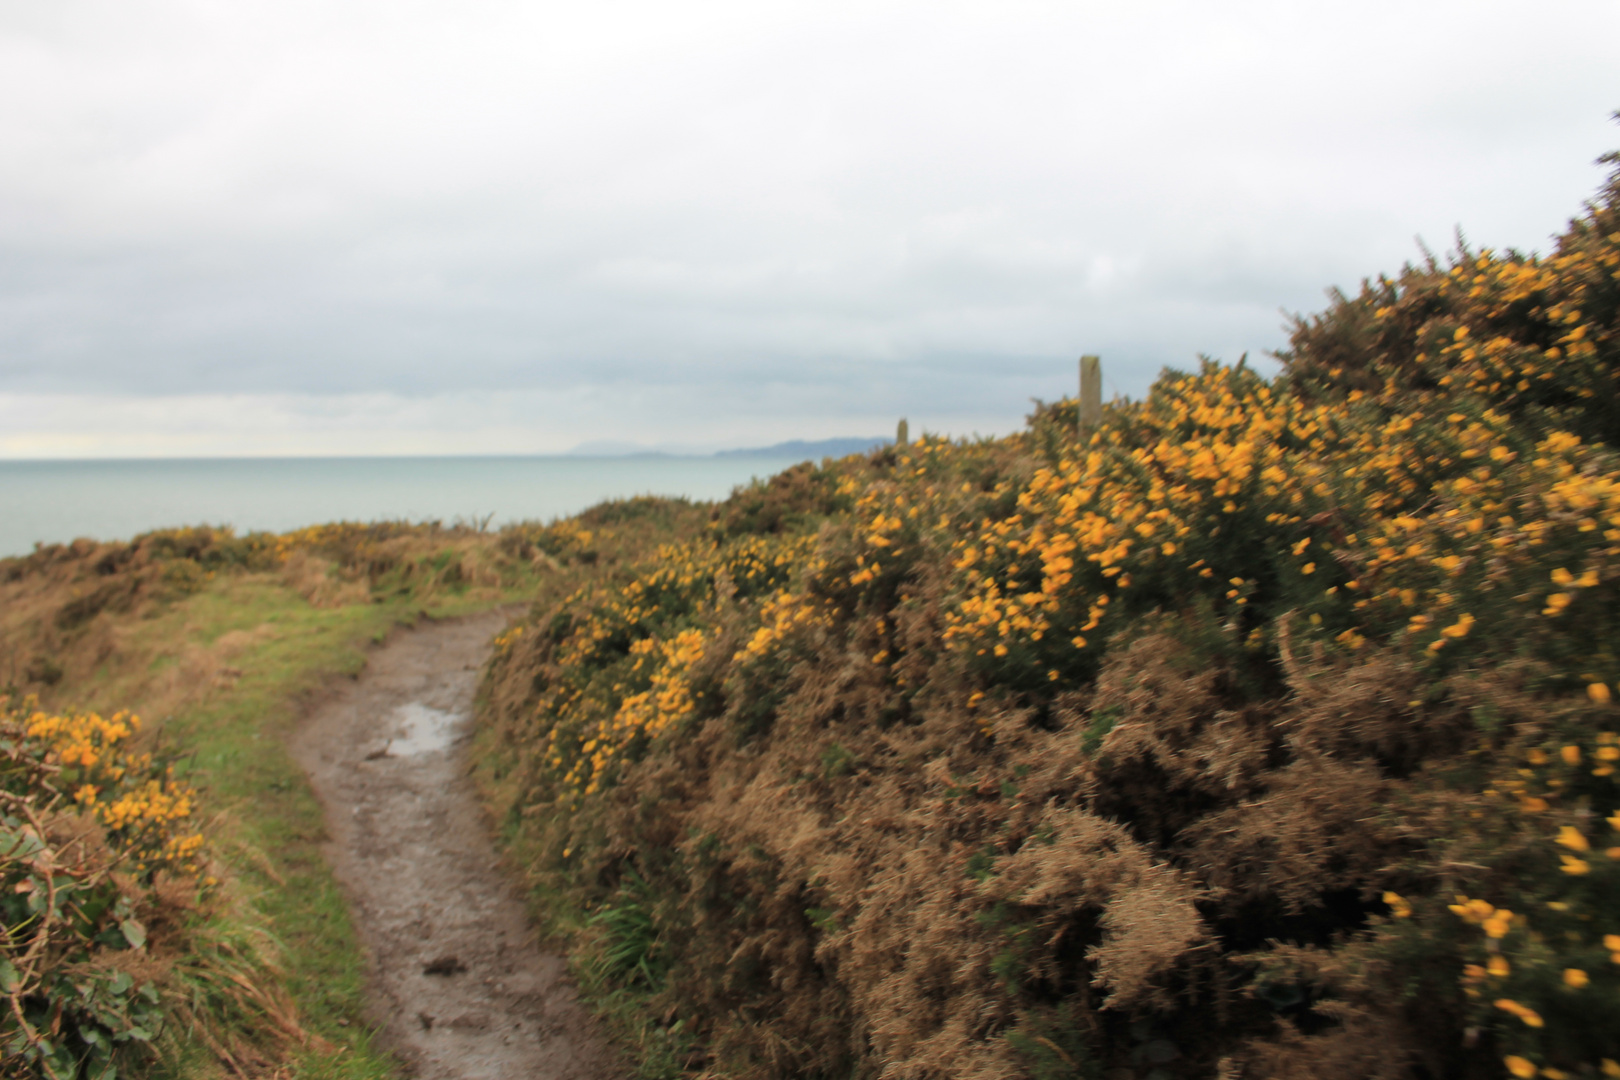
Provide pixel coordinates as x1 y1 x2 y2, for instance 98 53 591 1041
475 155 1620 1079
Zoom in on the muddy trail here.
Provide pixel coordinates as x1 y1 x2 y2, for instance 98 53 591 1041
292 612 611 1080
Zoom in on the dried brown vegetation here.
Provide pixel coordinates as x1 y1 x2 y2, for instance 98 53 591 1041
475 157 1620 1080
485 587 1542 1079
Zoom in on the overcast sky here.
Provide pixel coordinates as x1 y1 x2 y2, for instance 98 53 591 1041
0 1 1616 457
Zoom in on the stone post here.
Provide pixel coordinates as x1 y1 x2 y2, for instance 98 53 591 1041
1079 355 1102 436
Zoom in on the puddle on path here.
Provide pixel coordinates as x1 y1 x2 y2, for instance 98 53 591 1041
390 701 464 756
290 613 612 1080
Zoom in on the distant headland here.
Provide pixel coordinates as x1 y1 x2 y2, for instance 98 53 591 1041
566 436 889 459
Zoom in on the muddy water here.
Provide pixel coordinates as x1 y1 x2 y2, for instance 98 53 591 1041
291 612 611 1080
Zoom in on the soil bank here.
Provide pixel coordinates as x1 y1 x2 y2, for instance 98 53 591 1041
291 611 611 1080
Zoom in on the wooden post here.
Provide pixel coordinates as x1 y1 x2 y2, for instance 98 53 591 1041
896 418 909 446
1078 355 1102 436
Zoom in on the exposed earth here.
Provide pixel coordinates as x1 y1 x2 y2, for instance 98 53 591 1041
291 611 611 1080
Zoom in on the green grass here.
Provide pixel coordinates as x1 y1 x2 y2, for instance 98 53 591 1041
60 572 537 1078
489 818 693 1080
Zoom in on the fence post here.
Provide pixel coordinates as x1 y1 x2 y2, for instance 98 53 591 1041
1078 355 1102 437
896 418 909 446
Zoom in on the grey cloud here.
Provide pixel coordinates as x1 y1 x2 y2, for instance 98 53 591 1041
0 0 1617 451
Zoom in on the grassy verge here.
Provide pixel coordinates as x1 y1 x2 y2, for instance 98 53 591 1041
153 582 492 1078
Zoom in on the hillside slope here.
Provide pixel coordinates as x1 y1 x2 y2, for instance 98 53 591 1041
1 521 552 1078
476 158 1620 1080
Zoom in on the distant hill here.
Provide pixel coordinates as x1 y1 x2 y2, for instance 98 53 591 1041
565 437 888 458
714 436 887 459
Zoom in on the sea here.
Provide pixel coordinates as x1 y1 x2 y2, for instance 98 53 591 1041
0 454 813 558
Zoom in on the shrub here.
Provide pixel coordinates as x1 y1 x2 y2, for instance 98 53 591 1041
1 697 293 1079
477 151 1620 1079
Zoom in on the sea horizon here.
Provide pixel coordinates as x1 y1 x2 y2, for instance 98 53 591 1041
0 451 855 558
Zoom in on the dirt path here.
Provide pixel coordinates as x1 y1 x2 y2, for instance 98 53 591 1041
291 611 611 1080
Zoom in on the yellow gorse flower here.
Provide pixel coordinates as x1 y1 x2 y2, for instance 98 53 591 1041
1556 825 1589 852
13 704 208 881
1494 999 1545 1028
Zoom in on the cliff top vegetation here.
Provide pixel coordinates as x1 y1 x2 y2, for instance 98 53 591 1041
474 150 1620 1080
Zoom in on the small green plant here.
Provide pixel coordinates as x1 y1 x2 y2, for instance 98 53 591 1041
819 742 856 778
586 871 665 989
1079 705 1121 757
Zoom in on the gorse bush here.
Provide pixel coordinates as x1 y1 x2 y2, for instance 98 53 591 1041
2 690 347 1080
0 697 261 1079
2 704 173 1079
477 155 1620 1079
